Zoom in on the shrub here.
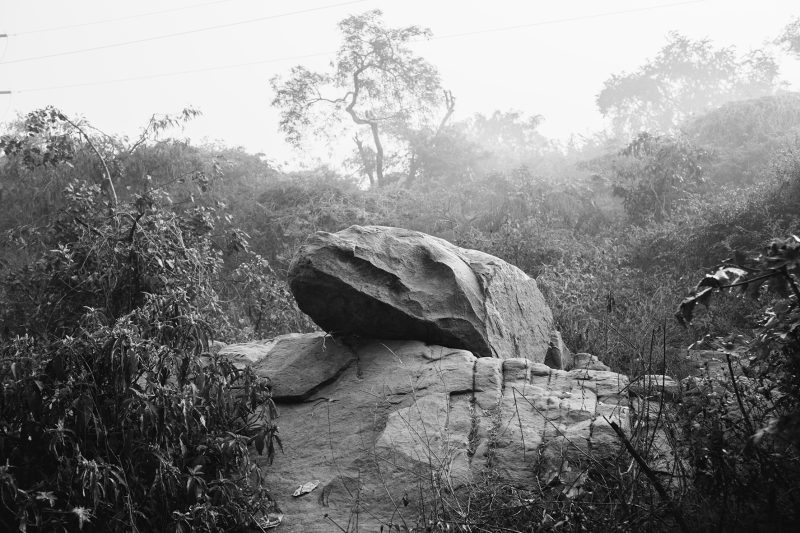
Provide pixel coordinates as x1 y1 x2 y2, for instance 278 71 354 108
603 132 711 225
0 181 282 531
685 92 800 187
220 254 315 339
673 235 800 530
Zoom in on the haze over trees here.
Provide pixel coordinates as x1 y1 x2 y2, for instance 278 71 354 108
2 7 800 532
597 32 782 136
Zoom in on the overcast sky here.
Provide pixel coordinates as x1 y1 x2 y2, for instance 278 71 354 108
1 0 799 168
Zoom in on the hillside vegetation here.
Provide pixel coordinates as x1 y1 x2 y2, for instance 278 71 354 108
2 11 800 532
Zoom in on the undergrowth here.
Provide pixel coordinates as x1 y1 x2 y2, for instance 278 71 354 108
0 182 284 531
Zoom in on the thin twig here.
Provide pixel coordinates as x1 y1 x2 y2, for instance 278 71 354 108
62 116 117 207
605 417 689 533
725 352 755 436
782 267 800 302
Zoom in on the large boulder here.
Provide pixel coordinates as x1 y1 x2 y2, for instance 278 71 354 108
288 225 554 361
227 335 629 532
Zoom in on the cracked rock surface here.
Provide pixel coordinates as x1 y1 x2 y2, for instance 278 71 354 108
225 335 629 532
288 225 555 361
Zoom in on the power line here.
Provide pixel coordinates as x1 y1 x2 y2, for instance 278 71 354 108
14 52 332 93
434 0 707 41
8 0 708 94
0 0 373 65
8 0 244 37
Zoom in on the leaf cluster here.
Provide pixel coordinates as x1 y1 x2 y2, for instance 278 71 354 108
0 108 75 170
684 92 800 187
0 181 282 531
777 16 800 59
677 235 800 446
603 132 710 224
335 9 440 120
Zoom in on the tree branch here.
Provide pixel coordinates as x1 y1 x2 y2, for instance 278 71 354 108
434 90 456 137
63 116 118 207
605 417 689 533
127 114 156 155
344 65 384 186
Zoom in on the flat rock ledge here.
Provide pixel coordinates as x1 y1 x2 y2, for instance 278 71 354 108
222 333 629 532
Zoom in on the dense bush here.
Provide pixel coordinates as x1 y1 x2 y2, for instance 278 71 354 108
0 182 284 531
672 235 800 530
4 92 799 530
598 132 711 225
685 92 800 187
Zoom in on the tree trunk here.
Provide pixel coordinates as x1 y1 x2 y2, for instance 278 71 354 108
435 90 456 136
353 135 375 188
406 149 419 188
370 122 384 187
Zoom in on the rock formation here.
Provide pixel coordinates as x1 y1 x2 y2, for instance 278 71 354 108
216 226 638 531
288 225 555 362
220 335 630 532
219 333 354 400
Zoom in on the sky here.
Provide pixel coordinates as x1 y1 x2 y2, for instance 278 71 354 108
1 0 799 169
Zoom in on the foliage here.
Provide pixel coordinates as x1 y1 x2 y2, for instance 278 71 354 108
672 235 800 530
0 181 283 531
777 16 800 59
597 32 781 137
240 171 368 268
271 9 444 187
396 122 485 187
684 92 800 186
407 110 566 186
0 107 98 233
0 108 77 170
677 236 800 439
0 106 208 237
599 132 711 224
464 110 548 160
423 464 685 533
5 36 800 527
629 145 800 275
221 255 315 339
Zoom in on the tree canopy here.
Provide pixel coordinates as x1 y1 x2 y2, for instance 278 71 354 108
597 32 781 137
270 9 444 187
777 16 800 59
684 92 800 185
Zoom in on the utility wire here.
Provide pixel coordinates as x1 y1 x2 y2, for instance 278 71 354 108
8 0 707 94
0 0 373 65
14 52 332 93
434 0 706 41
7 0 244 37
